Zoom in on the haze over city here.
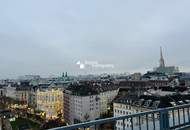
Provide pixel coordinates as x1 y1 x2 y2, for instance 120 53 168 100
1 0 190 78
2 1 190 130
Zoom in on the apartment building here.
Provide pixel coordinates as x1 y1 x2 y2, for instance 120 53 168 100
64 82 118 124
37 88 63 119
113 92 190 130
64 85 100 124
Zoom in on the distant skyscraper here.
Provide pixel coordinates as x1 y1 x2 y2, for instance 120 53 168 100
159 47 165 67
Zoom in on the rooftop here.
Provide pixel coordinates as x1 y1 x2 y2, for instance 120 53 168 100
67 82 118 96
114 94 190 109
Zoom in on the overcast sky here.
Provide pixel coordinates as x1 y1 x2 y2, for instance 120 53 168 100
0 0 190 78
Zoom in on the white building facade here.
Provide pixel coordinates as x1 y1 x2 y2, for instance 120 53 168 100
64 86 118 124
67 93 100 124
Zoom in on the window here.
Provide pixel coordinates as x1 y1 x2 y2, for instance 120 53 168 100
52 96 54 102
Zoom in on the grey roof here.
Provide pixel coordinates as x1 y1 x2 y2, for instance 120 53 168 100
114 94 190 109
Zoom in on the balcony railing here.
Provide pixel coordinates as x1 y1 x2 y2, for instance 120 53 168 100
49 104 190 130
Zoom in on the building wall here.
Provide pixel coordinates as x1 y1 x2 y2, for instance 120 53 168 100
28 87 38 107
28 91 37 107
37 89 63 119
5 86 16 99
63 90 71 124
15 90 29 104
63 88 118 124
114 103 134 129
70 95 100 124
99 89 118 114
113 102 181 130
0 87 6 97
113 102 158 130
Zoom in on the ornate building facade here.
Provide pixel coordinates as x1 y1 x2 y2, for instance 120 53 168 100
37 88 63 119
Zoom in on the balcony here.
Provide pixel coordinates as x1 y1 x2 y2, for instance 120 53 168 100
49 104 190 130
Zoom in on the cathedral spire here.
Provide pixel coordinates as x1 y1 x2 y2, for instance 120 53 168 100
160 47 165 67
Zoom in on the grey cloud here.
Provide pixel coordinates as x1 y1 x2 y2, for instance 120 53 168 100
0 0 190 78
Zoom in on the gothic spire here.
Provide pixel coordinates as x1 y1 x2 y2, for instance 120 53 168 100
160 47 165 67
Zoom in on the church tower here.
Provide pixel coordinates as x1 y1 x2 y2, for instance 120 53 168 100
159 47 165 67
154 47 179 74
160 47 165 67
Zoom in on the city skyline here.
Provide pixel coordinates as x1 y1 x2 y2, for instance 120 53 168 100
1 0 190 78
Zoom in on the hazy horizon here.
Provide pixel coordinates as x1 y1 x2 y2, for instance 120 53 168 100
1 0 190 79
